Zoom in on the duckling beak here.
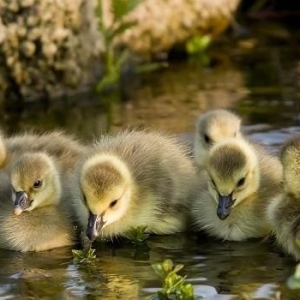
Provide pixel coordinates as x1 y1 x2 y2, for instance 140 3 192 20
217 194 233 220
13 191 32 215
86 212 106 241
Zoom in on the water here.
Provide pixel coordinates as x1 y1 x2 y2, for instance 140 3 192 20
0 21 300 299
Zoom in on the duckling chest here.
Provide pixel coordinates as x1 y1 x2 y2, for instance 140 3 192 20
210 210 271 241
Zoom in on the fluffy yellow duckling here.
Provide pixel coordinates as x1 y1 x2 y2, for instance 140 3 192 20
194 109 242 167
192 137 282 241
73 130 200 241
0 152 76 251
1 131 87 174
267 135 300 260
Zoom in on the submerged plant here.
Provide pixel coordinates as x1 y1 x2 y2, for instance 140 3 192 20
96 0 142 93
150 259 195 300
72 247 97 264
125 225 150 244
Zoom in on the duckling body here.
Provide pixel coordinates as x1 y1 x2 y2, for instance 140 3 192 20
0 153 75 252
73 130 200 241
192 138 282 241
267 136 300 260
194 109 242 167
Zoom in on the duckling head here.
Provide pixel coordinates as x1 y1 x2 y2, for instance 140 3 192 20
10 152 61 215
195 110 241 166
207 138 259 220
281 136 300 197
80 154 133 241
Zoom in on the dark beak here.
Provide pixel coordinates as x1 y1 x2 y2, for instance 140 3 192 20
217 194 234 220
86 212 106 241
13 191 32 215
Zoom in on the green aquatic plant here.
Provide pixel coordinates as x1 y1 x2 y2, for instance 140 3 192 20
72 247 97 264
96 0 142 93
125 225 150 244
151 259 195 300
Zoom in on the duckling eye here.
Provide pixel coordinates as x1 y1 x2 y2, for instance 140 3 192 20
110 200 118 208
33 180 42 189
204 134 211 144
237 177 245 187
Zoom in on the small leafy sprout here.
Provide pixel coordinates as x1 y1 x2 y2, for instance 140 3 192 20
125 226 150 244
151 259 195 300
72 246 97 264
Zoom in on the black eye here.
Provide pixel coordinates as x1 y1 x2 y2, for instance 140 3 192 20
110 200 118 208
33 180 42 189
204 134 211 144
211 179 216 187
237 177 245 187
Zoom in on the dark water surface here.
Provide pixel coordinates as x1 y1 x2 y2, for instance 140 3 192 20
1 22 300 299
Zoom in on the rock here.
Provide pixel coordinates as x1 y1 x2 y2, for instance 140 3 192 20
117 0 241 54
0 0 103 101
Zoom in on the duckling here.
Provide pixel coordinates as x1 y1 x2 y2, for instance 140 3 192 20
1 131 87 174
192 137 282 241
73 130 200 241
267 135 300 260
194 109 242 167
0 152 76 251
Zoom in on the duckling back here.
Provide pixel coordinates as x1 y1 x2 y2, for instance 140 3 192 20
3 131 87 175
0 171 76 252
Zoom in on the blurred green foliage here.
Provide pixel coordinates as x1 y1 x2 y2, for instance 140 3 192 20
96 0 142 93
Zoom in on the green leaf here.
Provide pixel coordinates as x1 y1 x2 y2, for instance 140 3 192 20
110 21 136 40
96 72 120 93
72 247 97 264
111 0 142 21
151 259 195 299
186 35 211 55
125 225 150 244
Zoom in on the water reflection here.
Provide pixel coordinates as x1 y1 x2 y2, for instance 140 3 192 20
0 234 296 299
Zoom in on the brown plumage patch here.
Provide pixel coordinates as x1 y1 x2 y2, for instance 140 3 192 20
84 162 123 197
209 144 247 177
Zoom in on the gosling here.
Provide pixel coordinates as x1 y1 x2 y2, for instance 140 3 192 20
192 137 282 241
194 109 242 167
73 130 200 241
0 152 76 251
267 135 300 260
